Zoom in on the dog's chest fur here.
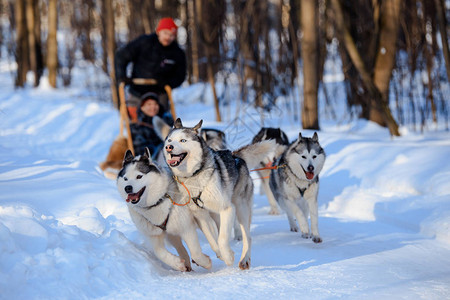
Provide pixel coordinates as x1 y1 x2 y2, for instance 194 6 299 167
132 197 172 226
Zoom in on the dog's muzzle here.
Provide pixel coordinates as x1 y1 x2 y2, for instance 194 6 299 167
302 165 315 180
125 186 146 204
167 152 187 167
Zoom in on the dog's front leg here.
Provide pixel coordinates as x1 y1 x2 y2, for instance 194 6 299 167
166 234 192 271
304 184 322 243
193 210 221 259
180 226 212 270
150 234 188 271
218 205 235 266
285 200 310 238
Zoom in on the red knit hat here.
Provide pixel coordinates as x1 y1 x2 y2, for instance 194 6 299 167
156 18 177 34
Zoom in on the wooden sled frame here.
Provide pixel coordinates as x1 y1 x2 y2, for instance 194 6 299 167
119 78 177 156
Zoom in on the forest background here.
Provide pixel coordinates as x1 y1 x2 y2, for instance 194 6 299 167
3 0 449 135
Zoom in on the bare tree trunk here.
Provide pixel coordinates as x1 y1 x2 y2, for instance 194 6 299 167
372 0 402 125
434 0 450 83
301 0 320 129
15 0 28 87
188 0 199 83
197 0 223 121
207 61 221 122
141 0 151 34
331 0 400 136
25 0 39 86
47 0 58 88
105 0 118 109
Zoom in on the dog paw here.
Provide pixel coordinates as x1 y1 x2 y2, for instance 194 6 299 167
175 259 189 272
301 232 310 239
192 254 212 270
239 257 251 270
221 248 235 266
268 208 280 215
290 226 299 232
312 236 322 243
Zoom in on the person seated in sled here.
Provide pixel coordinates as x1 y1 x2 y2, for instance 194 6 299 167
114 17 186 120
130 92 174 158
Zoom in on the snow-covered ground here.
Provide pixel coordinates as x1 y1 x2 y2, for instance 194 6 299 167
1 63 449 299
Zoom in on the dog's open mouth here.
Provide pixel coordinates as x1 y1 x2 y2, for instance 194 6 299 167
126 186 146 204
167 153 187 167
301 166 315 180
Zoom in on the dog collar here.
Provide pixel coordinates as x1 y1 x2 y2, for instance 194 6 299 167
141 196 167 210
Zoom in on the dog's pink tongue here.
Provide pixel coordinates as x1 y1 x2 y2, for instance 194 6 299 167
167 156 181 165
306 172 314 180
126 193 139 203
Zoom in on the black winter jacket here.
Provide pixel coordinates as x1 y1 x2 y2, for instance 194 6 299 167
115 33 186 97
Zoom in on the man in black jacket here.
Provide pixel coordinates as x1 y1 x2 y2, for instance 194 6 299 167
115 18 186 113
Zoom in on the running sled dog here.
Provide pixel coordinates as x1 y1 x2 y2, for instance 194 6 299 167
251 127 290 215
155 117 276 269
269 132 326 243
117 148 212 272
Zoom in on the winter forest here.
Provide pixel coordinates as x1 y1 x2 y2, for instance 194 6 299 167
5 0 449 133
1 1 450 299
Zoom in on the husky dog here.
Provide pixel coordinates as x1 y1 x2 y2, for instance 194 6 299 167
251 128 290 215
200 128 227 150
161 118 276 269
117 148 212 271
269 132 326 243
153 116 227 165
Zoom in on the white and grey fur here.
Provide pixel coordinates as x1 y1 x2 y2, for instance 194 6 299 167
116 148 211 271
153 116 227 163
160 118 276 270
251 127 290 215
269 132 326 243
200 128 227 151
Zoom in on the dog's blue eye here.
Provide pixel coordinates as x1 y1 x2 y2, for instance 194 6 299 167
180 139 187 143
137 175 143 179
167 139 172 143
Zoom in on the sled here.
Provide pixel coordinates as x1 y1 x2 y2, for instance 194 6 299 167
99 79 177 179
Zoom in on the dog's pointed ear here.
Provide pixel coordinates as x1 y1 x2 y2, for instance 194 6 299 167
193 120 203 133
312 132 319 142
174 118 183 129
144 147 153 162
298 132 303 139
123 150 134 164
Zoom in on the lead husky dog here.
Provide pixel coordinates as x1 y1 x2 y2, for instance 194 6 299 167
160 118 276 269
117 148 212 271
153 117 227 165
269 132 326 243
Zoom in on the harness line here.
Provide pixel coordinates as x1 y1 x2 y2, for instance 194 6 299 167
250 163 287 179
171 176 191 206
172 175 205 208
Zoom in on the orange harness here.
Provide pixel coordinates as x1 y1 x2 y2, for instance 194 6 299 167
250 162 287 179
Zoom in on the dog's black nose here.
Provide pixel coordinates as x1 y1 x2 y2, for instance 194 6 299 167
165 144 174 152
307 165 314 172
124 185 133 193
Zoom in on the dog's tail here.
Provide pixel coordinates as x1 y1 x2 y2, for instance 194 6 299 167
153 115 172 141
233 140 286 170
